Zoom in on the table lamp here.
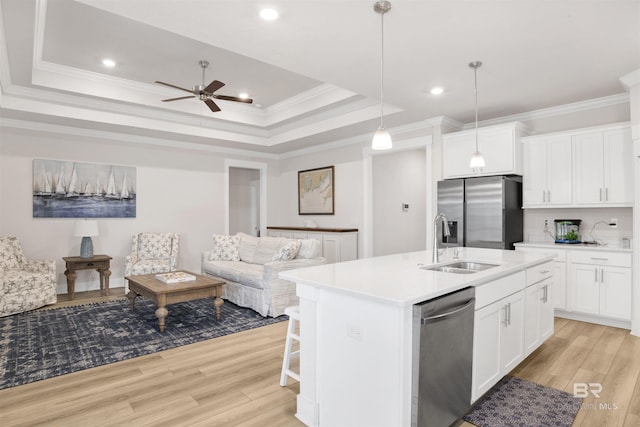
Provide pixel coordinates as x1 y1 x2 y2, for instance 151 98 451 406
74 220 99 258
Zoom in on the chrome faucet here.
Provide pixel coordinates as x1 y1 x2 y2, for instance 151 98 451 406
432 213 450 263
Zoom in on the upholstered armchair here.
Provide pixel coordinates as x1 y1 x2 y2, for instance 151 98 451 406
0 237 57 317
124 232 180 278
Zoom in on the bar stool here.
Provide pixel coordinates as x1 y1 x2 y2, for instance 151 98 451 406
280 305 300 386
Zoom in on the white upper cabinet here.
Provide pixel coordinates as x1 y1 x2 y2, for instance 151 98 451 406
522 123 632 208
522 135 572 207
573 125 633 206
443 122 527 179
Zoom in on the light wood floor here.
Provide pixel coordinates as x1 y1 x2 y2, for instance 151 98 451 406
1 291 639 426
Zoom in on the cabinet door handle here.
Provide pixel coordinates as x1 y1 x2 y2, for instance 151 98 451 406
590 257 608 261
502 305 509 327
540 270 551 275
600 268 604 284
542 190 546 203
599 188 603 201
594 268 598 282
507 302 512 326
547 190 551 203
605 188 609 202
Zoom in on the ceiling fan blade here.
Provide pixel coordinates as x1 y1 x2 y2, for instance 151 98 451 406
204 98 221 112
155 81 193 94
204 80 225 94
161 95 195 102
213 94 254 104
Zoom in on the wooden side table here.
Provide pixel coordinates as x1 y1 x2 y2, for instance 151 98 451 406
63 255 112 300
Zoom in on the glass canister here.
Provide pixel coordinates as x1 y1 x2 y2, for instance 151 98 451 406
554 219 581 243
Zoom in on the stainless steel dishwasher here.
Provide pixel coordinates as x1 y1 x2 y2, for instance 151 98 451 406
411 287 475 427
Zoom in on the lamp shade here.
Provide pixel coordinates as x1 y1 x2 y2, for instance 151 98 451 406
469 151 486 168
372 127 393 150
74 220 99 237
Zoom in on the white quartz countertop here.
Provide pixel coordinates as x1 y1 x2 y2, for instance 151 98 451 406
279 247 554 307
514 242 632 253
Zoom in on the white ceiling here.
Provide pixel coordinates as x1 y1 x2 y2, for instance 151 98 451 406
1 0 639 155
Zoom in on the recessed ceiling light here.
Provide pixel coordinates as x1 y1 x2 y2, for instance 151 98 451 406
260 8 278 20
430 87 444 95
102 59 116 68
239 92 250 99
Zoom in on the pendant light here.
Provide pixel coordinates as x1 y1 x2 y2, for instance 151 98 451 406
469 61 486 168
372 1 392 150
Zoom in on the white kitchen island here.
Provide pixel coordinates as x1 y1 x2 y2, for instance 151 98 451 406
279 247 555 427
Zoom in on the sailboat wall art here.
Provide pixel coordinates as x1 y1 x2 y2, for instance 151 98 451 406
33 159 136 218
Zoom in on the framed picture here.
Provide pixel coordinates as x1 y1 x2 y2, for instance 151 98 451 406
33 159 136 218
298 166 334 215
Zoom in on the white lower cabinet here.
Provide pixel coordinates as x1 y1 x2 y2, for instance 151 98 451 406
568 252 632 321
473 263 555 403
524 274 554 355
472 272 526 402
473 291 525 401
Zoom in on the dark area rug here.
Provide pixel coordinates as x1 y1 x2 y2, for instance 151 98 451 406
0 298 286 390
464 375 583 427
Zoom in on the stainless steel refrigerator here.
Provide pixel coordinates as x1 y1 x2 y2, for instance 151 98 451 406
436 176 523 250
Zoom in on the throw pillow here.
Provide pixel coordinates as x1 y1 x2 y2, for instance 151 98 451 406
272 240 302 262
296 238 321 259
237 232 259 263
209 235 240 261
253 237 288 264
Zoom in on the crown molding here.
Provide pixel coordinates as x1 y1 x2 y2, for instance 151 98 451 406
0 117 280 159
468 93 630 129
620 68 640 90
423 116 463 131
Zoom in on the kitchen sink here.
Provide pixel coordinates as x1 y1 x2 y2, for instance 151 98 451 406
444 261 498 271
421 260 499 274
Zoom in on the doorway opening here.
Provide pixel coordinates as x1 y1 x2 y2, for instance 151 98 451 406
225 160 267 237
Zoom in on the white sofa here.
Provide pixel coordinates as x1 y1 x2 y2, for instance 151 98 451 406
201 233 326 317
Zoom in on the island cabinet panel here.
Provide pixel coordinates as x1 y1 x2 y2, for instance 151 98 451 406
524 263 554 355
472 271 526 402
516 245 567 310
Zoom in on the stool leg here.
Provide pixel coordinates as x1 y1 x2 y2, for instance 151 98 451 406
280 317 297 387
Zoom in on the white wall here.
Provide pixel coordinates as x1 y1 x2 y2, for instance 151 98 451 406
276 144 365 228
0 127 277 293
372 148 426 256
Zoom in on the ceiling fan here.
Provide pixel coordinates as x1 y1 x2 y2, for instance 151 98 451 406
155 60 253 112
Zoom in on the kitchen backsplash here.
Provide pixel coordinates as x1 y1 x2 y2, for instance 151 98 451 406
523 207 632 247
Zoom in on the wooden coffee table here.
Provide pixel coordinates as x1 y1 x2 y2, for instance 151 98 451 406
125 271 225 332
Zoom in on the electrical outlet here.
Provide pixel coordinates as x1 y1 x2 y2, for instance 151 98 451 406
610 218 618 228
402 203 409 211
